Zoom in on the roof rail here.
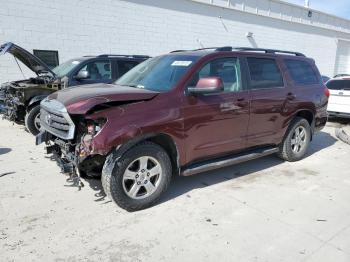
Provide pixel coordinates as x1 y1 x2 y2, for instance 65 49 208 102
334 74 350 78
97 54 150 59
170 46 305 56
232 47 305 57
170 47 219 53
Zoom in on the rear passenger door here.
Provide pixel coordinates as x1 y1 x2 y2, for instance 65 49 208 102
245 56 292 147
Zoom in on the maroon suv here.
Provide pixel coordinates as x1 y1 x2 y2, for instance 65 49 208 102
37 47 329 211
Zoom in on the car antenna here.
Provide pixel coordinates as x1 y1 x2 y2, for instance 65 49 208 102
13 56 26 79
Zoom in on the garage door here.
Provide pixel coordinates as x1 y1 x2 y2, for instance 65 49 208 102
334 40 350 76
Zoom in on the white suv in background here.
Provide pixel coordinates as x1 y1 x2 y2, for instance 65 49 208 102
326 76 350 118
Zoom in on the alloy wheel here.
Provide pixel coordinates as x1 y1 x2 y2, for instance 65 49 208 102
122 156 162 199
291 126 307 153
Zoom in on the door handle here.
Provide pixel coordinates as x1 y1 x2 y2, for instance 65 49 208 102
287 93 296 100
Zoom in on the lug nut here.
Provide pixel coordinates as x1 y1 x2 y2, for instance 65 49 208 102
144 180 148 184
141 169 145 172
135 174 139 178
147 173 150 176
137 181 141 185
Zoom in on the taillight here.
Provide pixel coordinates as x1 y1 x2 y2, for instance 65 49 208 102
324 88 330 98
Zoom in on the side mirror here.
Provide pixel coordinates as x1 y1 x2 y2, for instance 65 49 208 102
188 77 224 95
75 70 90 80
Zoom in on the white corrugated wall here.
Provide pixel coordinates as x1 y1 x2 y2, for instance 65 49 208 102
0 0 350 83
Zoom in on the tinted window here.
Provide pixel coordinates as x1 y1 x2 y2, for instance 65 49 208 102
78 60 111 80
189 57 242 93
326 79 350 90
285 59 319 85
118 60 140 76
247 58 284 89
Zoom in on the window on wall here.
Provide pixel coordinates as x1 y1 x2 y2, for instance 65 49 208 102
284 59 319 85
247 57 284 89
33 50 59 69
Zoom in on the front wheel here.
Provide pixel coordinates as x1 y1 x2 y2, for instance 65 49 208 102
25 105 41 136
101 142 172 211
278 117 311 162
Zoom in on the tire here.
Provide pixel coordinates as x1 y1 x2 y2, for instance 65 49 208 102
25 105 41 136
101 141 172 212
278 117 311 162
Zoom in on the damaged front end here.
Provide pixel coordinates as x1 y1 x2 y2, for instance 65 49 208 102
37 99 107 189
0 82 26 121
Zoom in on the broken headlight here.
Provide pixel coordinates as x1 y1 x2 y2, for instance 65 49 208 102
86 118 107 136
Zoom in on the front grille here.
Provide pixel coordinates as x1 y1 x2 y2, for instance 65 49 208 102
40 98 75 140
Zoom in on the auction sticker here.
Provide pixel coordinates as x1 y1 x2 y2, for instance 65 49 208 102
171 61 192 66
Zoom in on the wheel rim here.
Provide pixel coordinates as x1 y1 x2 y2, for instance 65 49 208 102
34 113 41 130
122 156 162 199
291 126 307 153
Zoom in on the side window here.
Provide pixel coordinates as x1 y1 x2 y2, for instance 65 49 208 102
247 57 284 89
326 80 350 90
189 57 242 93
285 59 319 85
78 60 111 80
118 60 140 77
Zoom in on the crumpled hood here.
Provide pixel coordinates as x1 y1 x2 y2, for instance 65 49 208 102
47 83 159 114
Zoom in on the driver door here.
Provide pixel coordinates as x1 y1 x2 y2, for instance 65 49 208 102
183 57 250 164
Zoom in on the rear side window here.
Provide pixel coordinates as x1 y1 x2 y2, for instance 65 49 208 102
117 60 140 77
247 58 284 89
326 79 350 90
285 59 319 85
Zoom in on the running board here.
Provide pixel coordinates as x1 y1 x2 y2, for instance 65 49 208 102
182 147 279 176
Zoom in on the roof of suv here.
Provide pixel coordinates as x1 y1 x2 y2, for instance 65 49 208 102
82 54 151 60
170 46 306 58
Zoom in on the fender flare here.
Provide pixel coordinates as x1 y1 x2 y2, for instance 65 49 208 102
102 132 180 180
27 95 48 108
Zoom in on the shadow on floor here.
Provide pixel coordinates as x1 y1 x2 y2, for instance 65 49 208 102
82 130 337 207
0 147 11 155
327 117 350 126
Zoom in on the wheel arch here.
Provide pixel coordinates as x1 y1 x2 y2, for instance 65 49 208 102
108 132 180 176
27 95 48 110
282 109 315 143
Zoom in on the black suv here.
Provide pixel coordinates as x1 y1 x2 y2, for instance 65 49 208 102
0 42 149 135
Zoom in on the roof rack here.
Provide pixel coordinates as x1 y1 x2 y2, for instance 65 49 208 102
232 47 305 57
334 74 350 78
170 47 220 53
97 54 150 59
170 46 305 57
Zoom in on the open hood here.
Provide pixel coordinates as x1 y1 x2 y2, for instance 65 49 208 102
0 42 56 78
47 83 159 114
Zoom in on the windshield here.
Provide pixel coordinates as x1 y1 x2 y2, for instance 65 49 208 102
116 55 200 92
52 59 82 78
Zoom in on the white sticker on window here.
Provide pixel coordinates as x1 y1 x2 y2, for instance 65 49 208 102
72 61 80 65
171 61 192 66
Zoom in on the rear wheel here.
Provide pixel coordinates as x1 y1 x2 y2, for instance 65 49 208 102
278 117 311 162
101 142 172 211
25 105 41 135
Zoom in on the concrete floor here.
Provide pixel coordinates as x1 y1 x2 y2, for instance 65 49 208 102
0 119 350 262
